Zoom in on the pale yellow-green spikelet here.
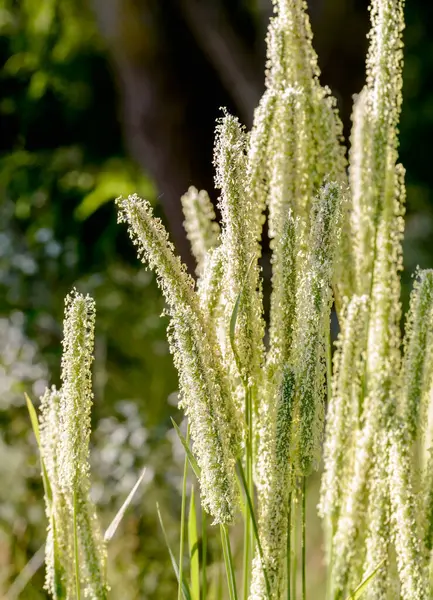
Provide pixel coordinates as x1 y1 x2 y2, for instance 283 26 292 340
269 0 319 88
246 88 278 243
400 270 433 443
319 295 369 537
39 386 74 598
421 375 433 479
76 496 108 600
180 186 220 275
197 246 224 322
422 445 433 556
292 182 343 476
265 88 302 376
168 314 240 524
362 436 391 600
349 0 404 295
329 164 405 600
267 0 345 211
268 208 299 377
57 290 108 599
214 112 265 388
349 87 375 294
266 86 308 236
117 195 196 313
250 369 295 600
59 290 96 494
118 194 241 523
364 164 405 410
388 423 428 600
330 419 374 598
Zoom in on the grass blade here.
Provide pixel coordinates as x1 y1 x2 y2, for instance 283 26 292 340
171 417 201 479
6 544 45 600
220 524 238 600
25 393 52 505
73 490 81 600
202 506 208 600
345 559 386 600
179 426 190 600
104 467 147 542
156 502 192 600
25 392 41 446
237 461 270 599
188 485 200 600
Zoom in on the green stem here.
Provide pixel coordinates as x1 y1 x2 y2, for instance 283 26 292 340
237 461 271 598
287 492 292 600
302 478 306 600
243 386 254 600
325 322 334 592
326 542 334 600
178 425 190 600
326 322 332 406
202 508 207 600
292 489 297 600
73 490 81 600
220 524 238 600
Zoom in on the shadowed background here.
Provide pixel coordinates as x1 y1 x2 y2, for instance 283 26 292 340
0 0 432 597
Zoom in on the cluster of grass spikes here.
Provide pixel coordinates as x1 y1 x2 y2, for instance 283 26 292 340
21 0 433 599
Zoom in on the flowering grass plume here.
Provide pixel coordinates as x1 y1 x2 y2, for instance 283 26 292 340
38 290 107 599
117 196 241 524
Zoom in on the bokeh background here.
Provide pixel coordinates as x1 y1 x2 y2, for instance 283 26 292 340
1 0 432 597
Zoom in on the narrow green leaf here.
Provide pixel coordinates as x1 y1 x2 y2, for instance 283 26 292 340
345 559 386 600
188 485 200 600
25 392 41 446
237 461 270 599
73 490 81 600
25 394 65 595
104 467 147 542
171 417 201 479
25 393 52 505
220 524 238 600
179 426 190 600
156 503 192 600
202 506 208 600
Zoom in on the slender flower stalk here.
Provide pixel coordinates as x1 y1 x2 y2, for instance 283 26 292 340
250 370 295 600
58 291 107 599
350 0 405 295
39 386 74 598
214 113 265 389
118 195 241 524
388 423 427 599
38 291 107 599
181 186 220 275
292 182 343 477
168 314 240 524
197 246 225 322
58 291 96 495
362 435 391 600
319 295 369 538
400 270 433 443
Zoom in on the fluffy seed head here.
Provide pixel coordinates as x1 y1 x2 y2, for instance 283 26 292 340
58 290 96 494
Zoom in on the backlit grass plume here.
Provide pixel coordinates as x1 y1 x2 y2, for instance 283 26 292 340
38 291 107 599
117 196 241 524
32 0 433 598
